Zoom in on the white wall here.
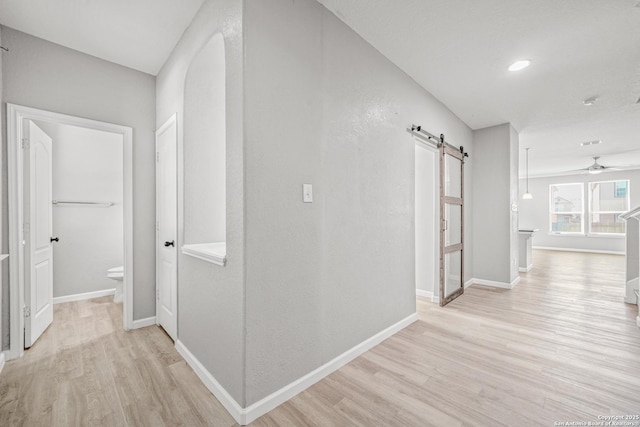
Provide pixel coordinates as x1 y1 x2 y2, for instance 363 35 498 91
243 0 473 406
519 169 640 253
155 0 245 405
0 26 156 332
36 122 123 298
472 123 519 285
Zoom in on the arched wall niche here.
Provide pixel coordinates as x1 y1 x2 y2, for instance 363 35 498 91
182 33 227 265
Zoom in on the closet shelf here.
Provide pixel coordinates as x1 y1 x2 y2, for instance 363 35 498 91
181 242 226 266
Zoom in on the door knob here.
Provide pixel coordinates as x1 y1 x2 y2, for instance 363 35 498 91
50 237 59 243
164 240 175 247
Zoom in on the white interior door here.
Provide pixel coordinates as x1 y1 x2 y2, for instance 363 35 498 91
156 115 178 340
24 119 54 347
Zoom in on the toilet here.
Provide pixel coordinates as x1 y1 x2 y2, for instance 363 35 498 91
107 266 124 303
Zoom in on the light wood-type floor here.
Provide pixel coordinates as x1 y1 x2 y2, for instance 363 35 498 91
1 249 639 426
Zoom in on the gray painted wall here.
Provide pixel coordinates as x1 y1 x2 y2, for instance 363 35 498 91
183 33 226 245
472 123 519 284
519 169 640 253
0 28 4 350
509 125 519 281
155 0 245 405
156 0 473 408
243 0 473 405
0 26 156 339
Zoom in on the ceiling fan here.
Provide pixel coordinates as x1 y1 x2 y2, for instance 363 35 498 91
577 156 620 174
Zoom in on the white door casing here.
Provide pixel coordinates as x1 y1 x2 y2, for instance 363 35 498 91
7 104 134 360
156 114 178 340
24 120 54 347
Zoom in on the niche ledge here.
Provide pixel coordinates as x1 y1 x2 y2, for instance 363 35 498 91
182 242 227 266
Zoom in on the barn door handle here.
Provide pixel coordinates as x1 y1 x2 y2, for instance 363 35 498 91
164 240 175 247
50 237 59 243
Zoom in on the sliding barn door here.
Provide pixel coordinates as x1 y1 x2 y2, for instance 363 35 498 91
439 144 465 306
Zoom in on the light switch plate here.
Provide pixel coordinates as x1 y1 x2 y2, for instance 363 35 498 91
303 184 313 203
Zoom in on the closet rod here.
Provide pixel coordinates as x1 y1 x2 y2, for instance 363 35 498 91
52 200 114 207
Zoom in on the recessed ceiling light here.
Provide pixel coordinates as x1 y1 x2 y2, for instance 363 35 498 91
508 60 531 71
580 140 602 146
583 96 598 106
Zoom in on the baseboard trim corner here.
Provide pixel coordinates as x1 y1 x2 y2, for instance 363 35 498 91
471 276 520 290
416 289 433 299
0 352 5 374
175 340 244 424
132 316 156 329
53 288 115 304
176 312 418 425
518 265 533 273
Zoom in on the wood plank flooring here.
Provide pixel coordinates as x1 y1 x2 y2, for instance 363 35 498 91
0 298 236 427
253 250 640 426
1 249 639 426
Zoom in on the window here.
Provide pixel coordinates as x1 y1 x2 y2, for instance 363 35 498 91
589 180 630 235
549 183 584 234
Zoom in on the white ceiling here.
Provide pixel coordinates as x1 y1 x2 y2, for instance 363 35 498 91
0 0 205 75
1 0 638 177
318 0 640 177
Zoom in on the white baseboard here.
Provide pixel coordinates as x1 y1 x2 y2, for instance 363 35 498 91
53 288 115 304
471 276 520 290
518 264 533 273
175 340 244 423
637 316 640 328
417 279 473 304
132 316 156 329
242 312 418 424
0 352 5 375
532 246 624 256
177 313 418 425
416 289 433 299
625 278 639 304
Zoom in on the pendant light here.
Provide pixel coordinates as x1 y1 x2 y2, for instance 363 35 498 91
522 147 533 199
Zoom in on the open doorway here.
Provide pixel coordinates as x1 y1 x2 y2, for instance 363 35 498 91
518 168 637 308
415 140 440 303
6 104 133 359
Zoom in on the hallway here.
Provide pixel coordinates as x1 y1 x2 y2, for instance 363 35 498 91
0 298 234 426
1 250 638 426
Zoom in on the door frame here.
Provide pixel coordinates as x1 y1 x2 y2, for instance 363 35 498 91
6 103 134 360
414 140 441 302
